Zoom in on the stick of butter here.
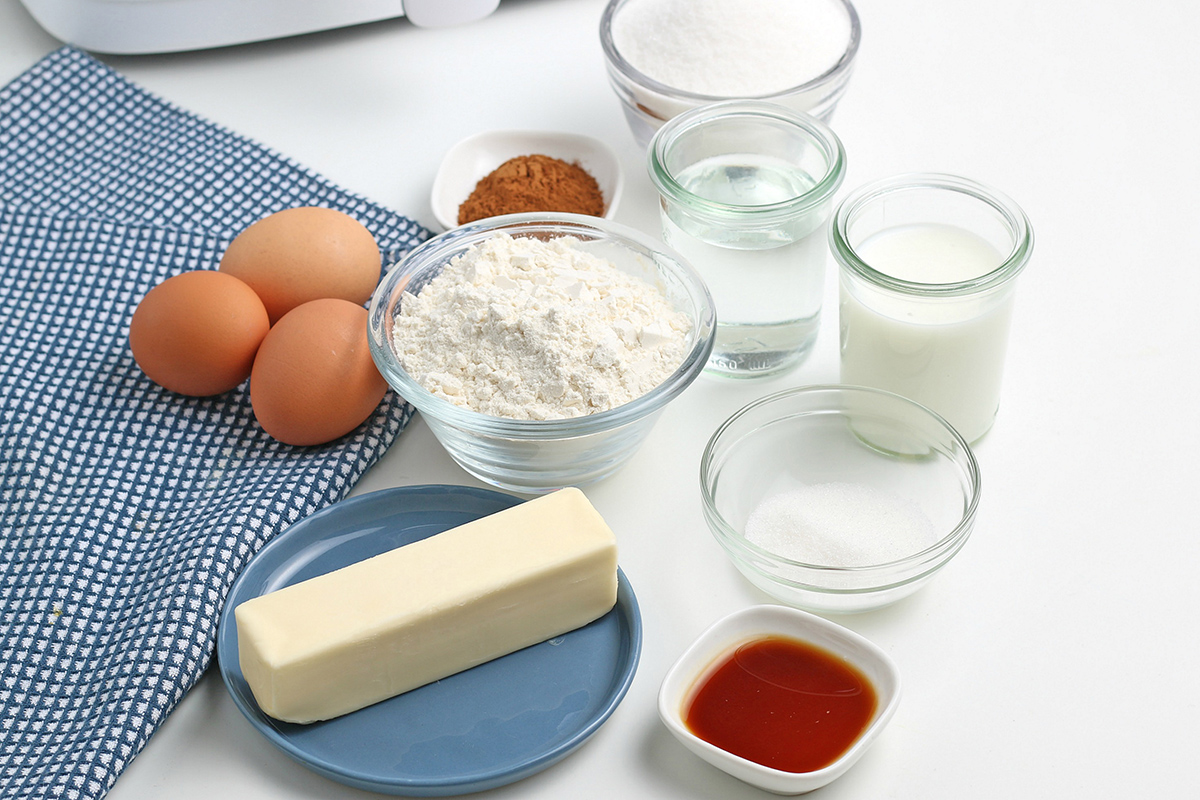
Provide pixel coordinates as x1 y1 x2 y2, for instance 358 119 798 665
235 487 619 724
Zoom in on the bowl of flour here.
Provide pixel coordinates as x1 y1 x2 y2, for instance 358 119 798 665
368 213 715 493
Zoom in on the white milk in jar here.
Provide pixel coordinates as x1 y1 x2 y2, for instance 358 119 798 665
839 225 1011 442
831 175 1034 443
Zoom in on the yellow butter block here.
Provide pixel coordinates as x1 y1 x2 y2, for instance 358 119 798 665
235 487 619 723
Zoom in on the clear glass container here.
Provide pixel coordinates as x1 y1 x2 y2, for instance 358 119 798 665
367 213 715 493
600 0 862 150
649 100 846 379
829 174 1034 443
700 385 980 614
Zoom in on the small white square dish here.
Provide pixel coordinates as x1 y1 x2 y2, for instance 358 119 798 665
657 604 900 795
429 130 623 230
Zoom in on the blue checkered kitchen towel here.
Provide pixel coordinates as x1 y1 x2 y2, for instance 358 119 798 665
0 48 429 799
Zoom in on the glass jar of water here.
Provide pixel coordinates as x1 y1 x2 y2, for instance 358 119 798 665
648 101 846 378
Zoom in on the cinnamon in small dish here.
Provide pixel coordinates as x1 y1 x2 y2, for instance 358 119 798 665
458 154 605 224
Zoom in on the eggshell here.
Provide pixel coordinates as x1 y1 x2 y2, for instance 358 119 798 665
250 298 388 446
219 207 382 324
129 270 270 397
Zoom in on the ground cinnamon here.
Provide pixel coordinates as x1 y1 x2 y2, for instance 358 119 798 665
458 154 605 225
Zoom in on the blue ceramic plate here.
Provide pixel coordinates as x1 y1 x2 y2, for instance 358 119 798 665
216 485 642 796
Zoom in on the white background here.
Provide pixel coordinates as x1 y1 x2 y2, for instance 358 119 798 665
2 0 1198 797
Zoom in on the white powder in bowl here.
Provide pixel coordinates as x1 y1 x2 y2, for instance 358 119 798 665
744 482 939 567
392 233 691 420
611 0 852 97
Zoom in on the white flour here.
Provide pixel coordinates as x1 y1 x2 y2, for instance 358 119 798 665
393 234 691 420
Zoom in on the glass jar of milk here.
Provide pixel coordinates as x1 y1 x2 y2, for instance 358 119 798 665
649 101 846 378
830 174 1033 443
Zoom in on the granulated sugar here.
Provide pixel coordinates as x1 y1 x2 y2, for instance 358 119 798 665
611 0 852 97
392 233 691 420
744 482 938 567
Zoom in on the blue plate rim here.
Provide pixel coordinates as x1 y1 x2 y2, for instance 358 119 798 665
215 484 642 795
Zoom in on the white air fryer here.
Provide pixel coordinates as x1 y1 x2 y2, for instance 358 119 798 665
19 0 502 54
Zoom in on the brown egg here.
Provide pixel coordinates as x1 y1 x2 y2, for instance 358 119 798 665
129 270 270 397
219 207 381 324
250 298 388 446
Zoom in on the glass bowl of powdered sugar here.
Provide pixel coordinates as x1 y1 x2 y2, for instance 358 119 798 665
600 0 861 149
700 386 980 613
367 212 715 493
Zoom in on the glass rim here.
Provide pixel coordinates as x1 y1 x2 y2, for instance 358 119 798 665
647 100 848 221
829 172 1034 297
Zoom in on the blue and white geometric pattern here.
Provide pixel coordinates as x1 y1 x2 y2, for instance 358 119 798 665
0 48 428 799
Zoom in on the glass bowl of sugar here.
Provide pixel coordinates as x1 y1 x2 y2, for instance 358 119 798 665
700 385 980 613
600 0 861 149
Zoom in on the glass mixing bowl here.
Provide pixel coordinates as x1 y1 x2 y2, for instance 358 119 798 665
700 385 980 613
599 0 862 149
368 213 715 493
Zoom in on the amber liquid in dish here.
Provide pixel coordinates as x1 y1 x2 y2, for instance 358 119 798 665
684 635 877 773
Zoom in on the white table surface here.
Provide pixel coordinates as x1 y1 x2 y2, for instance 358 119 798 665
3 0 1197 797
